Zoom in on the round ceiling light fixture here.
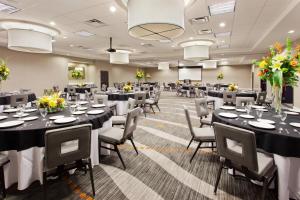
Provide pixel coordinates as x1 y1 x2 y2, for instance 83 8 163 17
158 62 170 70
116 0 196 41
179 39 215 61
110 49 132 64
0 20 60 53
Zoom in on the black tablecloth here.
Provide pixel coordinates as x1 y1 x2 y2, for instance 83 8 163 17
0 107 112 151
0 93 37 105
208 90 257 99
182 86 206 91
64 87 91 93
212 109 300 157
107 92 150 101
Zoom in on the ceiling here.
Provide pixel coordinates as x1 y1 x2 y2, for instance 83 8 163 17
0 0 299 67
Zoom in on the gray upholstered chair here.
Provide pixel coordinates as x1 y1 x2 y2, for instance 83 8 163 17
256 92 267 105
195 98 211 127
213 122 277 199
223 91 237 105
43 124 95 199
236 97 255 107
94 94 117 115
67 86 77 101
184 106 216 163
112 98 136 126
0 153 9 198
10 94 28 107
145 91 161 113
134 92 147 117
99 107 142 169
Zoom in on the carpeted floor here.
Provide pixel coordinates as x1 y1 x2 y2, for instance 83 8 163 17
6 92 277 200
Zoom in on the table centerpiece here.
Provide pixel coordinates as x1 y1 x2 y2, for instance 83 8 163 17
135 69 145 85
123 83 132 93
37 92 66 113
0 59 10 93
228 83 238 92
255 38 300 113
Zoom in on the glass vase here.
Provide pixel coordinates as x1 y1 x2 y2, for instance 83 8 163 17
273 85 282 114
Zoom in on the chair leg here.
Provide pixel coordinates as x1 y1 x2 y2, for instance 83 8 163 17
129 138 139 155
214 162 223 194
190 142 201 163
155 104 160 111
150 105 155 114
114 145 126 170
261 179 268 200
87 159 96 197
0 166 6 198
43 172 47 200
187 137 194 149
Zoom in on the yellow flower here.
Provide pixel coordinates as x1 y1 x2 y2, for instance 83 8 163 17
259 60 267 68
49 99 57 108
274 55 285 62
271 62 282 70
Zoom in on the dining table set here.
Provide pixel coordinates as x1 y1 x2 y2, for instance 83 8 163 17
212 105 300 200
0 101 113 191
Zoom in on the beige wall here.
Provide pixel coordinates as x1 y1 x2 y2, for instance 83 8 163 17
145 65 253 89
0 47 138 96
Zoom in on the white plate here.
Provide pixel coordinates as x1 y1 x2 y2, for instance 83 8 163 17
256 108 268 112
218 112 238 118
0 116 8 120
92 104 106 108
77 107 88 111
288 108 300 113
290 122 300 128
23 108 37 113
0 120 24 128
79 101 89 105
54 117 76 124
257 119 276 124
13 113 29 118
49 115 65 120
236 108 247 112
252 105 265 109
21 116 39 121
285 111 299 115
87 110 104 115
3 108 19 113
73 111 85 115
248 121 275 129
239 114 255 119
220 106 236 110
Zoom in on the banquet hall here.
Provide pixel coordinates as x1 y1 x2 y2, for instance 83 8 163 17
0 0 299 199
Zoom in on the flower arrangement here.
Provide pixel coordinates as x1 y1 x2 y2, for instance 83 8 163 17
176 80 181 85
217 72 224 80
71 69 84 79
228 83 238 92
135 69 145 81
123 84 132 93
254 38 300 112
0 60 10 82
37 92 65 113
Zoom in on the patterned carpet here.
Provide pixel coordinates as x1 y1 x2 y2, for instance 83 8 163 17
7 92 277 200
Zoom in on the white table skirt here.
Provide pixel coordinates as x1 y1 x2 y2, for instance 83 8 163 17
109 100 128 115
3 119 112 191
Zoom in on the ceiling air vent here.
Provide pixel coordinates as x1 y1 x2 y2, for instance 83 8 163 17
198 29 213 35
85 19 107 28
190 16 209 24
0 2 21 14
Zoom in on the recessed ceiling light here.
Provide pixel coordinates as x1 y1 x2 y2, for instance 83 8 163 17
215 32 231 38
219 22 226 27
288 30 295 34
75 30 95 37
221 40 225 43
189 37 194 40
140 42 145 45
49 21 56 26
70 44 74 47
209 1 236 16
63 36 68 39
110 6 116 13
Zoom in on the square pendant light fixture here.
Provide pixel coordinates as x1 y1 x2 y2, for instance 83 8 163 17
209 1 236 16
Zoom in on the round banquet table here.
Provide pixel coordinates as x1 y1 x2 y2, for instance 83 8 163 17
212 108 300 200
64 87 91 94
0 106 112 190
0 93 36 105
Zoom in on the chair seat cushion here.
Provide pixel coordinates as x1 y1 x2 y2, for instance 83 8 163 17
99 127 124 144
229 145 274 176
0 153 9 166
193 127 215 141
112 115 126 125
145 99 155 104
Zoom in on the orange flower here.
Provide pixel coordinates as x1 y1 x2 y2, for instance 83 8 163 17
257 71 263 76
290 60 298 67
296 44 300 52
274 42 283 53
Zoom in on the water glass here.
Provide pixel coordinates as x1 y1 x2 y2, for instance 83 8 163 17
280 112 287 124
39 108 48 121
256 109 263 119
69 105 76 116
246 104 252 115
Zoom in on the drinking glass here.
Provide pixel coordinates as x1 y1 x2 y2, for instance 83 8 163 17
256 109 263 119
17 104 25 118
280 112 287 124
39 108 48 121
246 104 252 115
69 105 76 116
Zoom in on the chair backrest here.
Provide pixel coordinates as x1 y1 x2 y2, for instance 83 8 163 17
123 107 142 139
134 92 146 105
94 95 108 105
256 92 267 104
183 106 195 137
128 98 136 110
154 91 161 103
44 124 92 170
236 97 255 107
101 84 107 91
223 91 237 103
67 87 76 95
213 122 259 172
10 94 28 107
195 98 209 117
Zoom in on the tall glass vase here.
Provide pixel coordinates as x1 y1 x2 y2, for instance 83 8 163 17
272 70 283 114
